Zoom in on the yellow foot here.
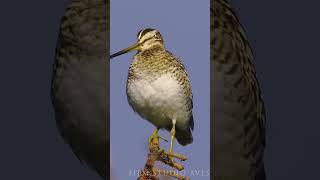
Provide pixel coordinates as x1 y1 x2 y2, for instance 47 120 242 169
168 151 188 161
148 129 168 146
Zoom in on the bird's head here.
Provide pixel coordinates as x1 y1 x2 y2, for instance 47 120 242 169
110 28 164 59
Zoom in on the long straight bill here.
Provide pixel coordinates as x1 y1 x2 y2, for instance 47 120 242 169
110 42 140 59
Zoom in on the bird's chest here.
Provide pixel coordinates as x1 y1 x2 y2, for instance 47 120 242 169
126 73 186 126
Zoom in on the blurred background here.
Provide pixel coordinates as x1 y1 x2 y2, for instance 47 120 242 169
232 0 320 179
0 1 104 180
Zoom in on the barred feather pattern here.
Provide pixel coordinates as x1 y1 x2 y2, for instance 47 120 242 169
126 45 194 146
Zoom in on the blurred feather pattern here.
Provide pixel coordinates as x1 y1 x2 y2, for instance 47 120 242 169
211 0 266 179
52 0 109 179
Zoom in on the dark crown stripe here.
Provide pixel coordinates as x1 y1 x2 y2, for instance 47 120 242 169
138 28 155 39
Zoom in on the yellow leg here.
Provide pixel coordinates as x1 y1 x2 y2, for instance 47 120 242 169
148 128 159 144
169 119 176 153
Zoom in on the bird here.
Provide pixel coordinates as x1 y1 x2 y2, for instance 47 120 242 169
110 28 194 153
211 0 266 180
51 0 109 179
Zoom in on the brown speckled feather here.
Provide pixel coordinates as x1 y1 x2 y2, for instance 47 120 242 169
126 37 194 146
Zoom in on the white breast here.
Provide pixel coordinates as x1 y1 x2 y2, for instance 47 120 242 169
127 73 189 128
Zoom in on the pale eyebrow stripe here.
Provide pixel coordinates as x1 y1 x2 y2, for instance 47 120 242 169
138 28 155 40
137 30 143 39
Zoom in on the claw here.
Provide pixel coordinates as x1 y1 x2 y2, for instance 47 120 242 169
159 136 168 142
140 126 190 180
168 152 188 161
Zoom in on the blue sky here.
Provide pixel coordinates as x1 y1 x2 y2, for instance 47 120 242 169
110 0 210 179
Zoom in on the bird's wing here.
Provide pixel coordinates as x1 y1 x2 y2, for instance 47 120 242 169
165 51 194 130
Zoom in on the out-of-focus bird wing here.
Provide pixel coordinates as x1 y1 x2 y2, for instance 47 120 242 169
211 0 266 179
51 0 109 179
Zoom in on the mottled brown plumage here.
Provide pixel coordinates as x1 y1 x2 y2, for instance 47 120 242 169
111 29 194 148
211 0 266 179
127 45 193 104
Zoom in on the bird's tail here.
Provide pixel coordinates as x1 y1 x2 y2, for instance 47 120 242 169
175 126 193 146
